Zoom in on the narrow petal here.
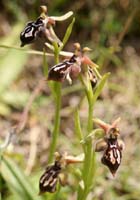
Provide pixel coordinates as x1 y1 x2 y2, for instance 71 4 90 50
112 117 121 127
51 11 73 21
82 56 99 68
93 118 111 133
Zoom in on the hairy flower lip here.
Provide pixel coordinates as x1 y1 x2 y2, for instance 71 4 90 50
47 54 81 84
94 118 124 176
20 6 73 47
101 138 122 176
39 152 84 194
47 77 64 82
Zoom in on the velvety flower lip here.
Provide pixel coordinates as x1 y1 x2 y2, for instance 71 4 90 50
20 16 57 47
94 118 125 176
39 152 84 194
39 160 61 194
20 5 73 47
47 54 81 84
101 137 122 176
20 17 44 47
47 43 99 84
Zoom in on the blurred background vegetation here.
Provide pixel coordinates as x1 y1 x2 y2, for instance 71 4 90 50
0 0 140 200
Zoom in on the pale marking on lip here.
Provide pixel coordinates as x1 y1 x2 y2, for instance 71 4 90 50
24 27 34 38
53 64 67 71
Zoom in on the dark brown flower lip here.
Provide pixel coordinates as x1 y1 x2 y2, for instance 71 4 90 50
47 54 81 84
94 118 124 176
101 138 122 176
39 152 84 194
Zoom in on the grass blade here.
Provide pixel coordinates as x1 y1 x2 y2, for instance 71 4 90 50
60 18 75 50
1 156 43 200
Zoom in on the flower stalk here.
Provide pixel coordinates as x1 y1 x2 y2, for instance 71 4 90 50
48 43 62 163
77 76 95 200
77 71 110 200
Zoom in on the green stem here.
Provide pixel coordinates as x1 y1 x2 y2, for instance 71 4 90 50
48 43 61 163
77 77 95 200
74 109 85 151
77 73 109 200
48 83 61 163
87 95 94 132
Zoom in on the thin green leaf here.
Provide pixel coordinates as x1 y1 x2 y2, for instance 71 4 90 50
45 42 54 51
61 18 75 50
0 44 73 57
1 157 43 200
0 45 53 57
74 109 83 142
81 129 104 144
43 49 48 77
93 72 110 103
